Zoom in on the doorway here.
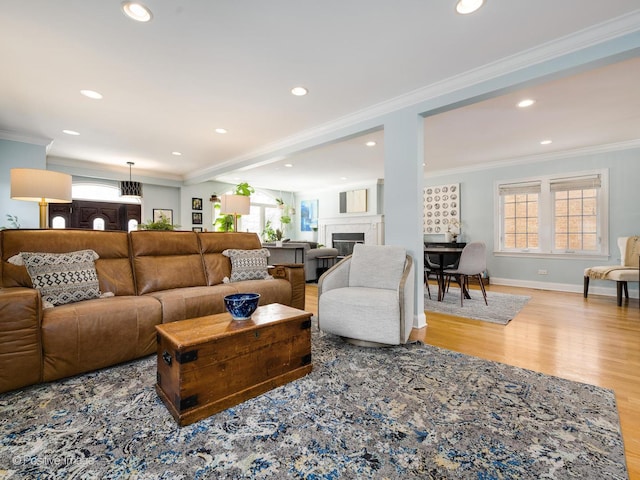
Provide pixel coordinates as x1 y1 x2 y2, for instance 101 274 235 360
49 200 141 231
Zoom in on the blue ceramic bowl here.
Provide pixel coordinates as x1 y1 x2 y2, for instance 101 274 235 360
224 293 260 320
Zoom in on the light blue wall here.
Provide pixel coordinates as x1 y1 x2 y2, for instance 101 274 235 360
424 146 640 295
0 139 47 228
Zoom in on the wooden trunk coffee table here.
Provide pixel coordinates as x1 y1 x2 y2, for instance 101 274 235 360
155 303 313 426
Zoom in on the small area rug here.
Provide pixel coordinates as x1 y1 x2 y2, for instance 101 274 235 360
0 329 626 479
425 286 531 325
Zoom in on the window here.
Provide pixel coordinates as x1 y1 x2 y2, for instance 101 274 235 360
551 176 601 252
93 218 105 230
496 170 608 257
128 219 139 232
213 190 285 237
51 216 66 229
499 181 540 250
72 182 141 204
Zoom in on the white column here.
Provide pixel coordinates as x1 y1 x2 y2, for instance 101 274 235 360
383 109 426 329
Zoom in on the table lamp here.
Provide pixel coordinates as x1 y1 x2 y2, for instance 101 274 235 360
10 168 73 228
219 194 250 232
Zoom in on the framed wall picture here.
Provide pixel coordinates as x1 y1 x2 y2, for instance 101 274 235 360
153 209 173 224
192 212 203 225
300 199 318 231
423 183 459 234
192 197 203 210
339 188 367 213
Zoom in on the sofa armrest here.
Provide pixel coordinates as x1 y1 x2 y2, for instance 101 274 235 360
269 264 306 310
0 287 43 393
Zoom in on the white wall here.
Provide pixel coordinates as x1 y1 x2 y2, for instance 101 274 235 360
294 180 383 244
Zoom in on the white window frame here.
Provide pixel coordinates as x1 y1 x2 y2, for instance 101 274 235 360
494 169 609 260
213 190 282 235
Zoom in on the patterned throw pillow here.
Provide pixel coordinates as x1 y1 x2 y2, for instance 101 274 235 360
222 248 272 282
19 250 102 308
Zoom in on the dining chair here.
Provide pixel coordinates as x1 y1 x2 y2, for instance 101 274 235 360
442 242 488 307
424 262 432 299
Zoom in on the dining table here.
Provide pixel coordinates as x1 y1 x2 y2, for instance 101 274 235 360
423 246 467 301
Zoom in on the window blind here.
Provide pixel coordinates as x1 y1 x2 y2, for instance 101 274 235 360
498 181 541 195
549 174 601 191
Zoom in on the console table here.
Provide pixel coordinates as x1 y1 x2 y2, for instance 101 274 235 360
264 244 306 263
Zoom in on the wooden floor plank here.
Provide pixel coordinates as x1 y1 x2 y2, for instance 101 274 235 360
306 283 640 479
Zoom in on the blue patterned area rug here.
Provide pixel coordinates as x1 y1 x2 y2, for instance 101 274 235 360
425 287 531 325
0 330 627 479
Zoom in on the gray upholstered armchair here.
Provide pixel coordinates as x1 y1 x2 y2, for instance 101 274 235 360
317 244 414 346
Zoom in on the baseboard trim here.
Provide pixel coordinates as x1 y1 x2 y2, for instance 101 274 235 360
490 277 639 300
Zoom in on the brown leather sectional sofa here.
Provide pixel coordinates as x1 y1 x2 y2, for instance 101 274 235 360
0 229 305 394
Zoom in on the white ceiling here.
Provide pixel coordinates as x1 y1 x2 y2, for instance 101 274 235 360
1 1 639 192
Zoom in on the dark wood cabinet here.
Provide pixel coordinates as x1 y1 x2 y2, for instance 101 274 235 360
49 200 141 231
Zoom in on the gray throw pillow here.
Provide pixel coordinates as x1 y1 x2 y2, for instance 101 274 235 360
222 248 272 282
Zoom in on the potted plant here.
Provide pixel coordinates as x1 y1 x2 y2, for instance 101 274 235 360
213 182 254 232
0 214 20 230
447 218 461 242
262 220 277 242
214 214 235 232
139 212 180 230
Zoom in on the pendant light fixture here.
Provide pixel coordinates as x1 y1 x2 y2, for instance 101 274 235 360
120 161 143 198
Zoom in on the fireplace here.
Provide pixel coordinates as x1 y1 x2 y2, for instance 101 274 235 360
318 214 383 248
332 233 365 257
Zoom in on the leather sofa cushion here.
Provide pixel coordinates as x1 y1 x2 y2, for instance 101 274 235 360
41 295 162 382
1 229 135 296
130 231 207 295
147 279 292 324
147 285 238 324
232 278 292 307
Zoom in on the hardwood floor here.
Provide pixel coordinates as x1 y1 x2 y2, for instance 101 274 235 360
305 282 640 479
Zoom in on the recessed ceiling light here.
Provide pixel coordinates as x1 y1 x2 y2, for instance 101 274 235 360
540 139 552 145
215 128 227 134
62 129 80 136
291 86 308 96
365 141 377 147
171 151 182 156
121 2 153 22
284 163 293 168
456 0 484 14
340 177 347 181
517 99 536 108
80 89 103 100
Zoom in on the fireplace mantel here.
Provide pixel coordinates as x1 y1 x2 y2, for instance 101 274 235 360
318 214 384 246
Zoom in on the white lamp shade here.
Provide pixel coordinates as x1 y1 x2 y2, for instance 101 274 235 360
219 194 250 215
10 168 72 203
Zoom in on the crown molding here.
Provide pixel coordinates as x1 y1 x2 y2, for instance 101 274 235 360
186 10 640 183
0 129 52 148
425 138 640 179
